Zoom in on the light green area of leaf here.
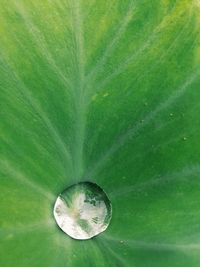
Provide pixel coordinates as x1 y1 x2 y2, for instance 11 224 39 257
1 0 200 266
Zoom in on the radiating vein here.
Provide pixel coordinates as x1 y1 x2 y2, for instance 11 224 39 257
70 0 87 181
84 68 200 179
12 1 73 90
85 1 136 90
0 220 54 237
0 159 54 200
0 55 72 177
93 3 184 94
110 164 200 198
103 235 200 252
97 236 130 267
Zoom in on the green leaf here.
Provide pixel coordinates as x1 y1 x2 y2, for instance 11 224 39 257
1 1 200 266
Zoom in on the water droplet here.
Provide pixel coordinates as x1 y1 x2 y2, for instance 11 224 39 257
53 182 112 240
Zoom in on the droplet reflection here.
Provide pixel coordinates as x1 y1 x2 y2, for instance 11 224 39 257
53 182 112 240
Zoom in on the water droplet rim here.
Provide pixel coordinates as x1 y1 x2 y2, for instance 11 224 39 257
53 181 112 240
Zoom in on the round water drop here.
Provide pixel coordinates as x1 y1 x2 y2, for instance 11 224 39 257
53 182 112 240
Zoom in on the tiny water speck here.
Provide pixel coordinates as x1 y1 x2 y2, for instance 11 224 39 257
53 182 112 240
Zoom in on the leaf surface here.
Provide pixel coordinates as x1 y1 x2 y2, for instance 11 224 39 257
1 1 200 266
